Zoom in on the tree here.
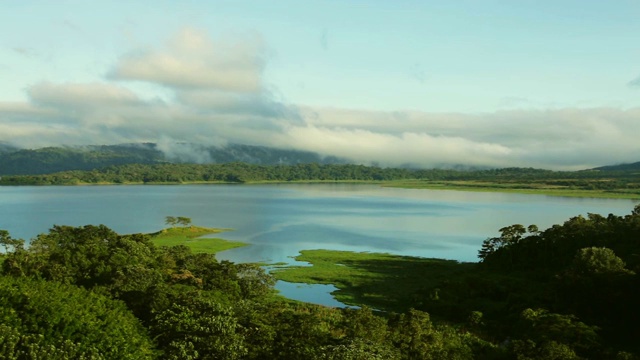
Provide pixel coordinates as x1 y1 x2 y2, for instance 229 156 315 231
478 224 527 261
321 307 399 360
0 276 156 359
165 216 178 227
235 263 276 299
1 225 164 322
388 309 474 359
151 293 246 360
569 247 632 276
0 229 23 253
514 308 601 358
177 216 192 227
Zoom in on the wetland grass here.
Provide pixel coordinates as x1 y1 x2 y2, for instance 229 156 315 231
149 226 247 254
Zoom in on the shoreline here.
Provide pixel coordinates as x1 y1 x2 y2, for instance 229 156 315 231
2 179 639 200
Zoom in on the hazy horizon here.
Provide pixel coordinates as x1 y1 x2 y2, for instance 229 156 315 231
2 1 640 170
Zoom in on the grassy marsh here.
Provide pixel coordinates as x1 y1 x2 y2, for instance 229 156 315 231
149 225 247 254
383 180 640 199
271 249 476 312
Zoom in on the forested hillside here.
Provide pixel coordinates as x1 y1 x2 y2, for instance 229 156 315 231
0 143 18 154
2 143 638 178
593 161 640 172
0 143 344 175
0 144 163 175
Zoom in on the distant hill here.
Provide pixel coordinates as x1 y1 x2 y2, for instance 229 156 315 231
0 143 345 175
592 161 640 171
0 143 19 154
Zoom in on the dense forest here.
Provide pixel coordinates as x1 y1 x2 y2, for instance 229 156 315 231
1 162 639 195
1 144 639 199
0 143 18 154
0 143 344 175
1 205 639 359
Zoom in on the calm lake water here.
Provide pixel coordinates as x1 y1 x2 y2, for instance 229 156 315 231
0 184 636 306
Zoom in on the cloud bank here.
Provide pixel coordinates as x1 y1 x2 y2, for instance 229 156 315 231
1 28 639 170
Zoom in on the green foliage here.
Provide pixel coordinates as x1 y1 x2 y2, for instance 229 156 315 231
388 309 476 360
152 293 247 360
480 210 640 274
165 216 177 227
0 144 163 176
266 304 339 359
273 206 640 357
235 263 277 298
177 216 192 227
517 308 600 356
273 250 472 312
467 207 640 356
478 224 538 261
317 338 400 360
0 276 155 359
165 215 192 227
510 339 580 360
0 230 24 253
5 225 163 294
569 247 632 276
5 161 639 200
0 143 347 176
1 204 639 358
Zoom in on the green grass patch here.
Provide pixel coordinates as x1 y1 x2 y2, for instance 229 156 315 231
149 226 247 254
271 249 476 312
383 180 640 199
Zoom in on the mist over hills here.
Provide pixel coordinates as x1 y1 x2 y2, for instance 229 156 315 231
0 142 637 177
0 143 19 155
0 143 346 176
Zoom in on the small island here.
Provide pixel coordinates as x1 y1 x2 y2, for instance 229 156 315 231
149 216 246 254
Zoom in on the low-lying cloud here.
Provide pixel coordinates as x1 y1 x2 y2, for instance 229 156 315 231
1 28 639 170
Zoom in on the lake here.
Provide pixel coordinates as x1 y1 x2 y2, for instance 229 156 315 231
0 184 636 305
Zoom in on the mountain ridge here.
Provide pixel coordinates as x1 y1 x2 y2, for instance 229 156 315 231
1 142 638 176
592 161 640 171
0 143 346 175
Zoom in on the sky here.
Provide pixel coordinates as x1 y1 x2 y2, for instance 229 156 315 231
1 0 640 170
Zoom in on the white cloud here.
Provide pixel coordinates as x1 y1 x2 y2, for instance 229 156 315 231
28 82 141 108
288 107 640 169
109 28 265 92
3 88 640 169
285 125 514 168
175 89 296 119
1 28 638 170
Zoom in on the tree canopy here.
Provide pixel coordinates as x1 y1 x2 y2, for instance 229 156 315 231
0 205 638 358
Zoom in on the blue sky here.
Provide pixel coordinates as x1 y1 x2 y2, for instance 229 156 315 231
1 0 640 169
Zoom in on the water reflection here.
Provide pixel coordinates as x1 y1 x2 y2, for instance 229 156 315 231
274 280 358 309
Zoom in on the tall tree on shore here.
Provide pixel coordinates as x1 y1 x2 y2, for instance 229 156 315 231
165 216 177 227
177 216 192 227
